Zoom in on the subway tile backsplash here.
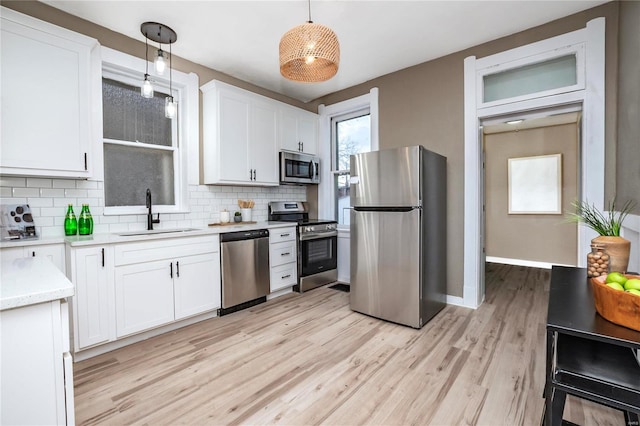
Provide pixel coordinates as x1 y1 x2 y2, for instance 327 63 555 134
0 177 306 238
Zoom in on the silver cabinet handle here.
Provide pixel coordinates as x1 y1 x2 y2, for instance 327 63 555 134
170 262 173 279
282 274 291 279
176 261 180 278
281 233 290 237
249 169 253 180
281 252 290 256
253 169 256 180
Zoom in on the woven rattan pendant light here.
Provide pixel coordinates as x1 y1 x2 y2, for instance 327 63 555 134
279 0 340 82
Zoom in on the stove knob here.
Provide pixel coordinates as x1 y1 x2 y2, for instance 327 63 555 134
306 226 313 233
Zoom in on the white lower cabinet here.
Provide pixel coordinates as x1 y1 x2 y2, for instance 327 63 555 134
1 299 74 425
67 234 221 353
174 253 221 320
1 243 66 274
66 245 112 351
113 235 220 338
115 259 175 338
269 227 298 292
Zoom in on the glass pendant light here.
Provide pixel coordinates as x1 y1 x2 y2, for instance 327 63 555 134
164 42 177 119
141 22 177 119
155 48 167 75
141 74 154 98
141 35 154 98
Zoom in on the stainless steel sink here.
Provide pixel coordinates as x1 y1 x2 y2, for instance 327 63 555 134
115 228 200 237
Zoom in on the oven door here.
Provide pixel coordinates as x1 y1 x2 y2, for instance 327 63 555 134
280 151 320 184
299 232 337 277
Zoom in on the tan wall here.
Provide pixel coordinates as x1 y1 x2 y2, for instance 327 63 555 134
484 123 579 265
616 1 640 213
312 2 620 297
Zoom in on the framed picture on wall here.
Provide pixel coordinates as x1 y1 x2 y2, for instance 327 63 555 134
508 153 562 214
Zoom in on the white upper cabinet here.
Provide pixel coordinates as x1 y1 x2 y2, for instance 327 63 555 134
279 105 318 155
201 80 278 186
0 7 100 178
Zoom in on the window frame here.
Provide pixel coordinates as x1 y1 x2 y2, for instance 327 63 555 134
330 109 371 225
99 46 199 216
318 88 379 228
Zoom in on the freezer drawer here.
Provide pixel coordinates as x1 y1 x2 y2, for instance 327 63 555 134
350 208 422 328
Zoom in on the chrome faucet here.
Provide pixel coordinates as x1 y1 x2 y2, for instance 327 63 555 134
146 188 160 230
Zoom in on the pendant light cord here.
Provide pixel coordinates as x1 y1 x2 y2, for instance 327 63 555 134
144 32 149 75
169 42 173 96
307 0 312 23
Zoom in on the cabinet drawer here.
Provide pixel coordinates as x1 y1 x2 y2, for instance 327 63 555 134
114 235 219 266
270 227 296 243
269 240 297 267
270 262 297 292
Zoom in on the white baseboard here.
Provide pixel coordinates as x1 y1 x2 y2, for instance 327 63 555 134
446 295 474 308
486 256 574 270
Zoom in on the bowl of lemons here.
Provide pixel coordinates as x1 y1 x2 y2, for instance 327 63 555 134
590 272 640 331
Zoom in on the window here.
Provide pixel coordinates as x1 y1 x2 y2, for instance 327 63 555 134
331 110 371 225
102 78 176 207
318 88 378 226
100 46 199 216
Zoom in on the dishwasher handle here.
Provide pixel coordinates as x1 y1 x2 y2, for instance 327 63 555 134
221 229 269 242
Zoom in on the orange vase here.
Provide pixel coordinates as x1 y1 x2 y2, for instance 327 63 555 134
591 235 631 273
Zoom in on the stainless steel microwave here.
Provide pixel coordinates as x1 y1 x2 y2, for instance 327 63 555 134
279 151 320 185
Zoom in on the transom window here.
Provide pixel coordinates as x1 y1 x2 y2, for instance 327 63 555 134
331 110 371 225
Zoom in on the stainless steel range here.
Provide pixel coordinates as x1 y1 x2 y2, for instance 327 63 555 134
268 201 338 292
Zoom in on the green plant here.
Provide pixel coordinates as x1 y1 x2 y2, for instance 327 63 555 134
567 199 636 236
234 211 241 216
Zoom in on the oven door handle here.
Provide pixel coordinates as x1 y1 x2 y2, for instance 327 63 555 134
299 230 338 241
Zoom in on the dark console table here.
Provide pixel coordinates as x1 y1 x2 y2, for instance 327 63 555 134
545 266 640 425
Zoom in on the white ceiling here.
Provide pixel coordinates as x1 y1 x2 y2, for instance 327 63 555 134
43 0 608 103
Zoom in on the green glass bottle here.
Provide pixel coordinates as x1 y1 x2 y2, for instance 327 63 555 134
64 204 77 236
78 204 94 235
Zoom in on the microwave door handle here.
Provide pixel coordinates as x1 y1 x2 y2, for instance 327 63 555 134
309 161 314 179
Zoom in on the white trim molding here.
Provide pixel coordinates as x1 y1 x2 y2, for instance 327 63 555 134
317 88 379 222
463 18 606 308
100 46 200 215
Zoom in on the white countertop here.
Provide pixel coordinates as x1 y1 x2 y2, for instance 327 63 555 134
0 257 74 311
0 221 297 248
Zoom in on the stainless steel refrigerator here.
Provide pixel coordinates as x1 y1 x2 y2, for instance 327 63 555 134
350 145 447 328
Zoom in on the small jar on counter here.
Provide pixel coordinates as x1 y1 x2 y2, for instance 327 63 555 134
587 243 609 277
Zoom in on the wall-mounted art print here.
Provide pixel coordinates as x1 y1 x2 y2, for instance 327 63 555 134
508 153 562 214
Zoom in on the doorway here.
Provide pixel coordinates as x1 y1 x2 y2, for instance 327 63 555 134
483 112 581 269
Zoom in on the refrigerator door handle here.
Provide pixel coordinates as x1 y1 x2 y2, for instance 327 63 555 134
353 206 418 213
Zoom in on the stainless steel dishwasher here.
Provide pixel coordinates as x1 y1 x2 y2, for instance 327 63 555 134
219 229 270 315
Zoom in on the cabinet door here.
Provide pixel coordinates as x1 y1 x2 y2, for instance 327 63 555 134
25 245 66 274
297 110 318 155
174 252 220 320
72 246 110 349
218 90 251 183
115 260 175 337
279 106 318 155
0 11 94 177
250 100 279 185
279 107 300 152
0 247 24 264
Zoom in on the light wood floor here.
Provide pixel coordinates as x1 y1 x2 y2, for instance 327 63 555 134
74 264 624 425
